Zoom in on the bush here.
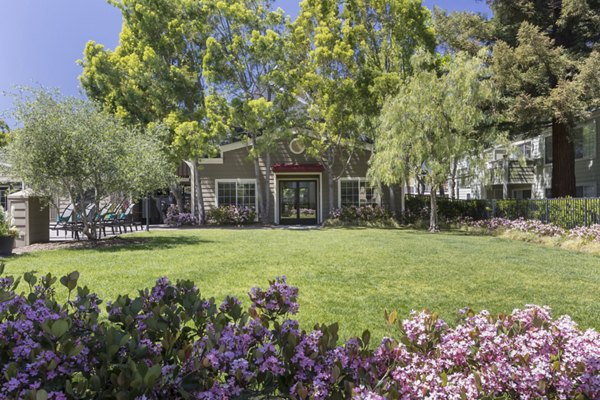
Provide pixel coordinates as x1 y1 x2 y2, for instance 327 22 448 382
0 205 18 238
164 204 197 227
329 205 393 224
403 196 489 225
0 266 598 399
206 205 257 225
0 267 598 399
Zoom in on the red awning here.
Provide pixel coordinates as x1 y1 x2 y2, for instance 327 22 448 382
272 163 324 173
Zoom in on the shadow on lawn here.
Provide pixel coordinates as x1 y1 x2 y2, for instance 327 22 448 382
11 235 210 258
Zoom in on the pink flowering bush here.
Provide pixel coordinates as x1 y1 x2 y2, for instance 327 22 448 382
0 265 598 399
206 205 257 225
329 205 393 224
568 224 600 243
460 217 566 237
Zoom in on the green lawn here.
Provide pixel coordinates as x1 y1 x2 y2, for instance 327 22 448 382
3 228 599 340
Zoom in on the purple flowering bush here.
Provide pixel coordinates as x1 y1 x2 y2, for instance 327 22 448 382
329 205 393 225
206 205 257 225
1 265 598 399
164 204 197 227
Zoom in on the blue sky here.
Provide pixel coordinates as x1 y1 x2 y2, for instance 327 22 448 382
0 0 491 126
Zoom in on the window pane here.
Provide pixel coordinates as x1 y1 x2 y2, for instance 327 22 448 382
217 182 236 206
340 180 359 207
237 183 256 207
545 136 553 164
359 181 377 206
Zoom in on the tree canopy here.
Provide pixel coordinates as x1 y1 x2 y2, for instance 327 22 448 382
4 89 175 239
369 52 500 230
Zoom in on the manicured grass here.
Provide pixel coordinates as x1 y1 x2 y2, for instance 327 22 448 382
3 228 599 340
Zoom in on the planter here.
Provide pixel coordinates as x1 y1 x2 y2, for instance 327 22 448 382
0 236 15 256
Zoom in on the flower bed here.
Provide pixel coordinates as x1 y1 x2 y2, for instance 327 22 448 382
0 266 598 399
164 204 197 227
206 205 257 225
328 205 395 227
462 217 566 237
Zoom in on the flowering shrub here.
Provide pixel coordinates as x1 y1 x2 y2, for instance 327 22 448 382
0 265 598 399
0 205 18 238
206 205 257 225
568 224 600 243
164 204 197 227
329 205 392 224
460 217 566 237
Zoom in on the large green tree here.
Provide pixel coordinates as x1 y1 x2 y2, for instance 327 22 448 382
434 1 600 198
490 0 600 197
4 89 175 240
369 52 499 231
80 0 219 222
289 0 364 214
203 0 293 224
347 0 435 209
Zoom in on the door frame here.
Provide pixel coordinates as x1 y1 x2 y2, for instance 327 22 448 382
274 173 322 224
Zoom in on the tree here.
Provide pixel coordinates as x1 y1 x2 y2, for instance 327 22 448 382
203 0 293 224
489 0 600 198
288 0 364 214
79 0 219 221
369 52 499 231
0 119 9 147
434 2 600 198
4 89 175 240
347 0 436 209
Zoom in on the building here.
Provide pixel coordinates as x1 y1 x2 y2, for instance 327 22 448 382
457 112 600 200
181 138 392 224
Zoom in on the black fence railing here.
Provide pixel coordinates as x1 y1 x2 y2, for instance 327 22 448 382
405 195 600 229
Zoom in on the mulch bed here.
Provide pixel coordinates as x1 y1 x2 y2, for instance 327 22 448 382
12 236 150 255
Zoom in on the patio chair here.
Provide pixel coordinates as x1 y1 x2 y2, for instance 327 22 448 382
113 203 140 233
51 204 75 237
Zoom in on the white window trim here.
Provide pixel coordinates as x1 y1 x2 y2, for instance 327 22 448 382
337 177 381 208
215 179 258 208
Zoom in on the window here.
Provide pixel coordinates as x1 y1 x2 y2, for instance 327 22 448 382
216 180 256 208
517 142 532 159
576 184 596 198
512 189 532 200
545 136 553 164
339 178 379 207
545 120 597 163
574 120 596 159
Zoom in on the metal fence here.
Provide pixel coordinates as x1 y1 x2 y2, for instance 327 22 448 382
405 195 600 229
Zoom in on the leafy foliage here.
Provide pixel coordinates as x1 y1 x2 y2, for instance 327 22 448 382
0 205 18 238
3 89 175 239
0 267 597 399
369 51 500 231
164 204 197 227
206 205 257 226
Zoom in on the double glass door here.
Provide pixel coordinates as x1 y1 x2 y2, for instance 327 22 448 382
279 180 318 225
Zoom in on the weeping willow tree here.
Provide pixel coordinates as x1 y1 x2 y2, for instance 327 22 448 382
369 51 500 231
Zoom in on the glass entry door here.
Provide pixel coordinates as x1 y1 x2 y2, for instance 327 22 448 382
279 180 318 225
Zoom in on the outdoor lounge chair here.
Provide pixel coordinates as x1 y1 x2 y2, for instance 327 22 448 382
113 203 141 233
51 203 75 237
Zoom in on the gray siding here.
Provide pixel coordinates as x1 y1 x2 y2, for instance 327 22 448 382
198 140 375 223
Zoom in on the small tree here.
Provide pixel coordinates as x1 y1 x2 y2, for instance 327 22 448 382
369 52 499 231
4 89 175 239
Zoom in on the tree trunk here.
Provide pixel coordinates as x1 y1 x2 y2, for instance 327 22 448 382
551 120 576 198
262 152 272 225
170 183 183 210
429 186 439 232
388 186 396 216
192 159 205 224
186 160 196 217
450 159 458 200
328 170 335 218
